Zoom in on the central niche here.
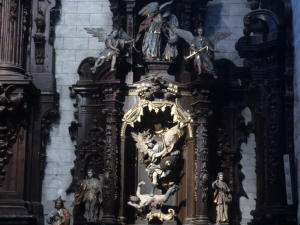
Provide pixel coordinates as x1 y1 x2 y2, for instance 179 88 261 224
124 103 189 224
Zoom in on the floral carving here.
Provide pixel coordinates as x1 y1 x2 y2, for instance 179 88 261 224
0 84 28 186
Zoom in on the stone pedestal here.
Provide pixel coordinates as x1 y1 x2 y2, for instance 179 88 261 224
143 61 175 81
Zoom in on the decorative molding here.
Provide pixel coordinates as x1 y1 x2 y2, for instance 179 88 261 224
121 99 192 136
191 109 210 203
32 33 46 64
102 107 120 201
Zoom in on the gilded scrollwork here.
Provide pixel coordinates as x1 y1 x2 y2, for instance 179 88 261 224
146 209 176 222
121 99 192 137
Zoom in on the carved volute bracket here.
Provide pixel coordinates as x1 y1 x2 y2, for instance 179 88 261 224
32 33 46 65
40 104 60 171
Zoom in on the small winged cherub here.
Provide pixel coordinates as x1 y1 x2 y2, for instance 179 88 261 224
84 28 133 73
173 27 231 79
136 1 173 60
131 123 184 196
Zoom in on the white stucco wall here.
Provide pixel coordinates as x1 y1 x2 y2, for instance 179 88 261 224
42 0 113 222
291 0 300 224
204 0 251 67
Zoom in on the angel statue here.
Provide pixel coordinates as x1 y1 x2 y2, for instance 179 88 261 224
131 122 184 196
173 27 231 79
136 1 173 60
162 14 179 61
84 28 133 73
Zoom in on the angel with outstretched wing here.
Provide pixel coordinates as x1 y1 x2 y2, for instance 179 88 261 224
131 123 184 196
173 27 231 79
84 28 133 73
136 1 173 60
162 14 179 61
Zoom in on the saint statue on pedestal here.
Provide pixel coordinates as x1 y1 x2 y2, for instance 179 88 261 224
212 172 232 224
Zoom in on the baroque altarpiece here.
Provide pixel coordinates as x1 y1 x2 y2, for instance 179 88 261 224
0 0 296 225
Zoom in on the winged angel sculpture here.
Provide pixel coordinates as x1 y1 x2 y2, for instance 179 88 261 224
84 28 133 73
173 27 231 79
136 1 173 60
131 123 184 196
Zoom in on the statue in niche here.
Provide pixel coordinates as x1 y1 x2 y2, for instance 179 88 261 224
212 172 232 224
173 27 231 79
46 196 71 225
131 114 185 196
84 28 133 72
71 169 104 221
136 1 173 60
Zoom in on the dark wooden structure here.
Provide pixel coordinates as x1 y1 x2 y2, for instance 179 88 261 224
0 0 59 224
0 0 296 225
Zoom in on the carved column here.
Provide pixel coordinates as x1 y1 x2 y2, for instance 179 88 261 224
235 8 296 224
191 86 212 225
184 136 195 225
119 135 126 223
109 0 126 29
124 0 135 68
192 1 209 33
0 0 29 76
101 85 123 224
181 0 194 31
